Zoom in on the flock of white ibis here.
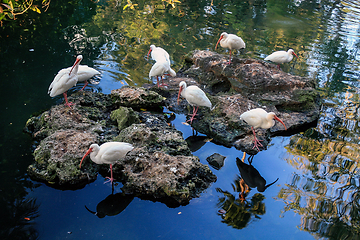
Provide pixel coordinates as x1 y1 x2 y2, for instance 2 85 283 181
47 32 295 183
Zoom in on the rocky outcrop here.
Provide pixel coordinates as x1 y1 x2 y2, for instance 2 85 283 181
24 51 321 205
25 89 216 206
162 50 321 154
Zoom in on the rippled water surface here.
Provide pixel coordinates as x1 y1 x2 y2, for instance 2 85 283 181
1 0 360 239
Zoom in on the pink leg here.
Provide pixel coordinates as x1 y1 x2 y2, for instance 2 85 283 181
277 64 281 70
156 76 160 87
159 76 169 87
80 81 89 91
186 106 199 124
251 127 263 151
63 92 74 108
104 164 115 184
226 50 232 64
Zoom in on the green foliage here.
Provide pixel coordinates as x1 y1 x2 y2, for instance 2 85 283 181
0 0 51 25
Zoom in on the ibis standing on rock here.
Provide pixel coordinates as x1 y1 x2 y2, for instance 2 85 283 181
264 49 299 69
48 55 83 108
76 65 101 91
215 32 246 64
79 142 134 184
177 81 212 124
149 60 176 87
240 108 287 151
57 65 101 91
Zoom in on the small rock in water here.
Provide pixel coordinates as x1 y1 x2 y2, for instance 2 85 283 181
206 153 226 170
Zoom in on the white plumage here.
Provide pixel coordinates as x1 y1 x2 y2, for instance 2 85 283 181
147 44 175 87
177 81 212 124
240 108 287 151
80 142 134 184
215 32 246 64
48 55 83 107
149 60 176 87
74 65 101 90
147 44 170 64
264 49 299 69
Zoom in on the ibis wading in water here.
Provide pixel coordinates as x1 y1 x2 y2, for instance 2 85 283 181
177 81 212 124
264 49 299 69
149 60 176 87
80 142 134 184
48 55 83 108
240 108 287 151
215 32 246 64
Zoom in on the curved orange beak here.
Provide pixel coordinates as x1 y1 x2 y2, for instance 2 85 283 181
274 116 287 130
147 48 152 61
215 36 223 50
69 57 81 75
79 148 93 168
177 86 183 105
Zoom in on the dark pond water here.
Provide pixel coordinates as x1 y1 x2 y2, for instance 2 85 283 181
1 0 360 239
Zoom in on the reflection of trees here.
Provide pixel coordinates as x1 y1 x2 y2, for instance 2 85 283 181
216 175 265 229
0 198 39 240
84 0 297 86
281 122 360 238
278 0 360 238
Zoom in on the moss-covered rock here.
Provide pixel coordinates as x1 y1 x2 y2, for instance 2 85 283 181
111 86 165 109
28 130 99 186
25 89 216 205
110 106 140 131
164 50 321 153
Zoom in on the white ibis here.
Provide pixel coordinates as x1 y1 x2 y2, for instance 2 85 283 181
215 32 246 64
240 108 287 151
57 65 101 91
76 65 101 90
79 142 134 184
147 44 170 63
149 60 176 87
177 81 212 124
48 55 83 108
264 49 299 69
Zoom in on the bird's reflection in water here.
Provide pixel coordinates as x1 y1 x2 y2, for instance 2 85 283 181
185 135 212 152
216 175 266 229
216 153 279 229
236 153 279 192
85 191 134 218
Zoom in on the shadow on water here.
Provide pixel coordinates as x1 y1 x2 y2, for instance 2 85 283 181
84 187 134 218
